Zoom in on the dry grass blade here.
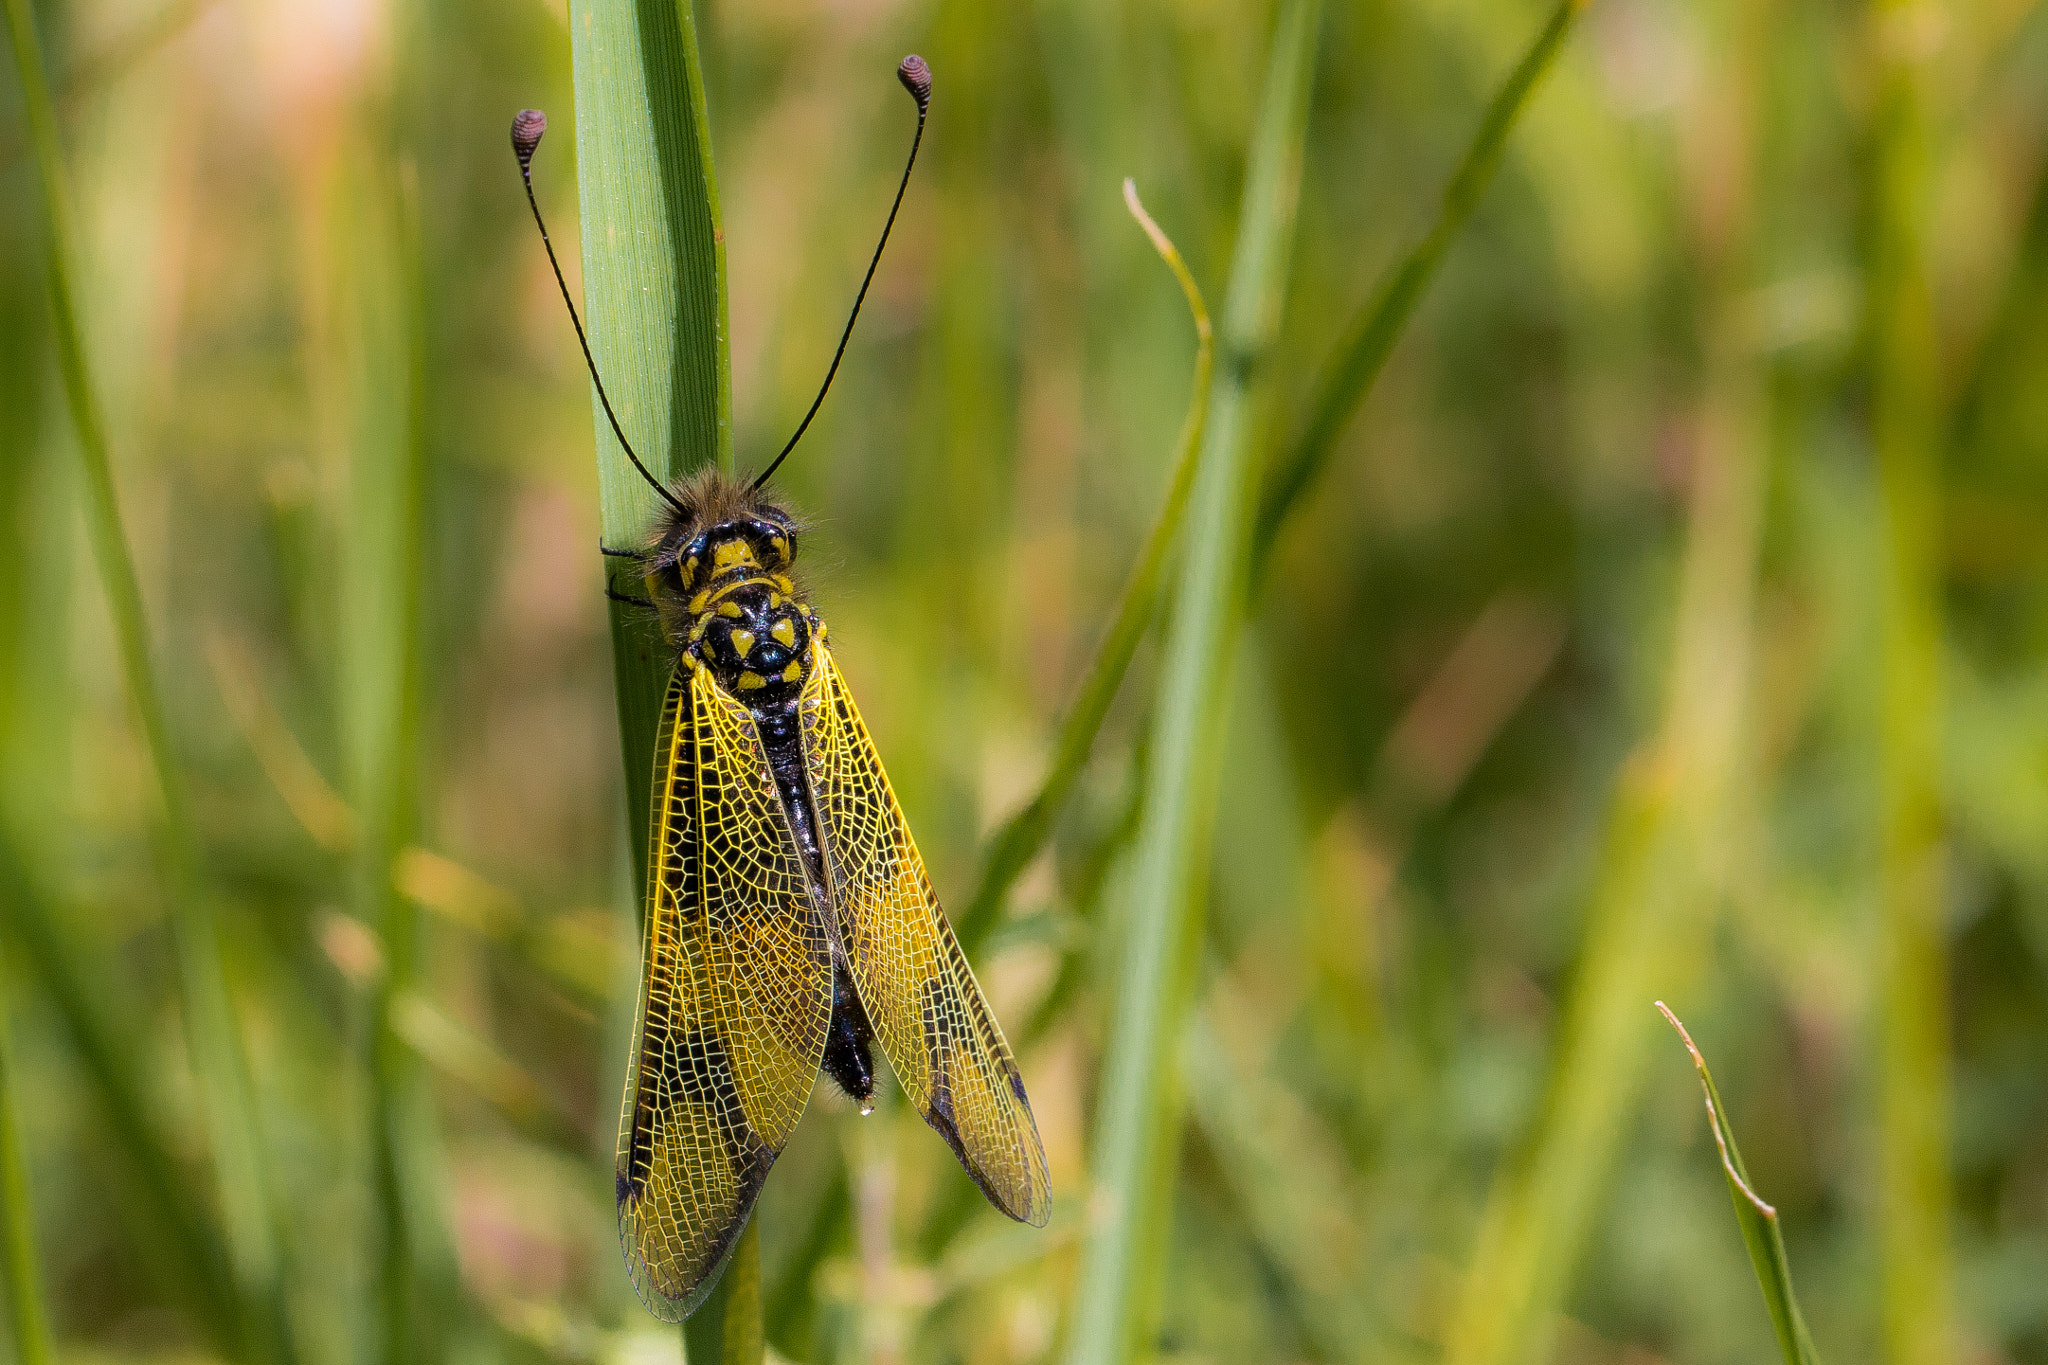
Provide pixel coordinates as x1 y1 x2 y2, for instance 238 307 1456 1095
1657 1005 1822 1365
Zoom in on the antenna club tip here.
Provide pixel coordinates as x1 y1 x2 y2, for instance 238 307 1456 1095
897 55 932 108
511 109 547 166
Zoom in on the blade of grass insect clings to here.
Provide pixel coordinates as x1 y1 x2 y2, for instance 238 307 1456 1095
953 179 1213 959
1442 0 1772 1357
571 0 733 896
1 6 296 1365
0 945 55 1365
1656 1005 1823 1365
952 0 1573 954
567 0 746 1352
1063 3 1322 1363
1866 0 1955 1357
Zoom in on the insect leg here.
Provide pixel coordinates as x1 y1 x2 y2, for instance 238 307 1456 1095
600 542 648 560
605 586 658 611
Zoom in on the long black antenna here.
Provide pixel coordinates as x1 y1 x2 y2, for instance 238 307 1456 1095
511 108 687 516
750 55 933 493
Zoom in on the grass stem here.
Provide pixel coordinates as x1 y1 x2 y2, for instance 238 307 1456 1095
0 946 54 1365
1062 5 1322 1361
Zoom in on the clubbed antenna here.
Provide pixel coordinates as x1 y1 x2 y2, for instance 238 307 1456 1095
750 55 934 492
510 108 685 515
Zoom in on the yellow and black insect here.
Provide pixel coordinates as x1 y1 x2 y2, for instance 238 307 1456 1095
512 56 1049 1321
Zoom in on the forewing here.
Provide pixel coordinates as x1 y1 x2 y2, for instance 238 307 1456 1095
801 646 1051 1226
616 664 833 1320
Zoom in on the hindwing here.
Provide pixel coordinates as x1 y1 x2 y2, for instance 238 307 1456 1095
615 664 833 1321
800 645 1051 1227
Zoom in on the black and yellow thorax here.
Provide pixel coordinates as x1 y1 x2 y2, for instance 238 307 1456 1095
644 473 824 711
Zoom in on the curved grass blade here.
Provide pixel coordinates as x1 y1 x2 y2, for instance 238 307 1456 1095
1656 1005 1822 1365
1063 4 1323 1361
2 5 293 1362
0 945 55 1365
953 179 1213 958
954 0 1576 956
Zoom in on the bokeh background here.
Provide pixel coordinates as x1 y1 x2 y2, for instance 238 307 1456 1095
3 0 2047 1363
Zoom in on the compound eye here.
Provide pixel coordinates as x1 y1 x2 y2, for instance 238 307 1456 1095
750 519 795 569
677 535 710 589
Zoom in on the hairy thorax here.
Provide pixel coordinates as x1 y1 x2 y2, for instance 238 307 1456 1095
642 471 823 711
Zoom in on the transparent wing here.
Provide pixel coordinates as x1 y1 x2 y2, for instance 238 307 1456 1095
801 645 1051 1226
616 664 833 1320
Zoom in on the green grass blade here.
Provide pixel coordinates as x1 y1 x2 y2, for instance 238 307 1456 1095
1251 0 1579 580
0 945 55 1365
346 158 450 1365
682 1220 761 1365
2 6 292 1362
1656 1005 1822 1365
1062 5 1322 1362
1867 2 1955 1360
953 3 1571 953
953 179 1213 958
566 0 740 1343
570 0 731 889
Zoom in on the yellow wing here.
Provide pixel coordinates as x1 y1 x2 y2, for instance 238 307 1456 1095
801 645 1051 1227
616 663 833 1320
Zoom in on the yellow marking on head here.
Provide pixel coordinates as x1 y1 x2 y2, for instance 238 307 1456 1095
730 629 756 659
711 539 758 575
683 556 701 587
770 618 796 649
737 671 766 691
781 662 802 684
717 601 743 619
770 534 789 565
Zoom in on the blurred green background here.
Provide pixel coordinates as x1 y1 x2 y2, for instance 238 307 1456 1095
3 0 2047 1362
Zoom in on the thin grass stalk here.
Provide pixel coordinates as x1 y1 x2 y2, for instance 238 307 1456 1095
954 180 1213 957
1441 2 1772 1356
0 840 243 1349
2 7 292 1363
0 946 54 1365
1866 0 1954 1358
1062 5 1322 1362
350 157 443 1365
565 0 739 1348
953 2 1574 953
1251 0 1580 581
